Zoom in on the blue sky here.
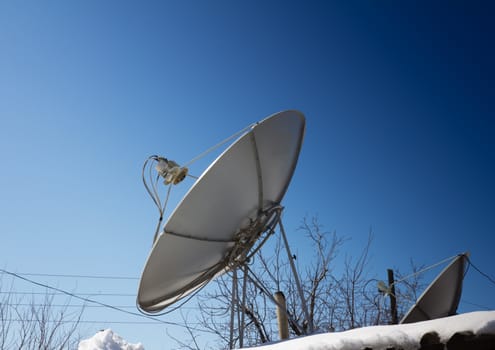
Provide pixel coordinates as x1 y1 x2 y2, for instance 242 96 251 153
1 1 494 348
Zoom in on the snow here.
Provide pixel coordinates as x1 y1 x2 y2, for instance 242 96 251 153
78 329 144 350
78 311 495 350
245 311 495 350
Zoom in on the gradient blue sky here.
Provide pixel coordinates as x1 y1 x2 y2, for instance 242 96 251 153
1 1 494 348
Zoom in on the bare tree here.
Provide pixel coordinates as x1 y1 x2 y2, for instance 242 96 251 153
186 216 425 349
330 232 380 330
0 282 15 350
0 278 84 350
168 311 203 350
299 216 345 332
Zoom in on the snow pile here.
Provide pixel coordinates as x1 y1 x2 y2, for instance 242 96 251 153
78 329 144 350
246 311 495 350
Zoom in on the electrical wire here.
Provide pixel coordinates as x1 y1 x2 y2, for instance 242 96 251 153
142 156 162 209
5 303 202 310
2 319 211 326
9 303 138 309
13 272 138 280
0 319 158 324
142 156 174 244
466 256 495 286
0 267 212 334
0 291 135 297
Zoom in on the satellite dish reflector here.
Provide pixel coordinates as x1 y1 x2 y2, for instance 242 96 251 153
400 253 468 324
137 110 305 313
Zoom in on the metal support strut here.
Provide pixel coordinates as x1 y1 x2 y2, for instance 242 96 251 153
229 269 238 349
278 218 314 334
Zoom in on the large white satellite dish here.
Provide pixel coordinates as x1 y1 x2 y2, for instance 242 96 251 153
400 253 468 324
137 110 305 313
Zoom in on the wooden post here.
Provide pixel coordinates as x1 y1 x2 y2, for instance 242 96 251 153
274 291 289 340
387 269 398 324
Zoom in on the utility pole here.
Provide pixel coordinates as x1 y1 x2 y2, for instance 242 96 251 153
387 269 398 324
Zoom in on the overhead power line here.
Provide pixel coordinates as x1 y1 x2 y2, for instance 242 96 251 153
2 319 209 326
14 272 139 280
4 302 202 311
0 291 136 297
7 303 137 309
0 268 213 334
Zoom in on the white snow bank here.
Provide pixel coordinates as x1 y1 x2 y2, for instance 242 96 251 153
78 329 144 350
246 311 495 350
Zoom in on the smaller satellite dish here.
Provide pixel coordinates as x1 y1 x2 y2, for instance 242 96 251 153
400 253 468 324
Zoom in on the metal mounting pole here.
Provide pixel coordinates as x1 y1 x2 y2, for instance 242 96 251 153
229 269 238 349
239 265 248 348
278 218 313 333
